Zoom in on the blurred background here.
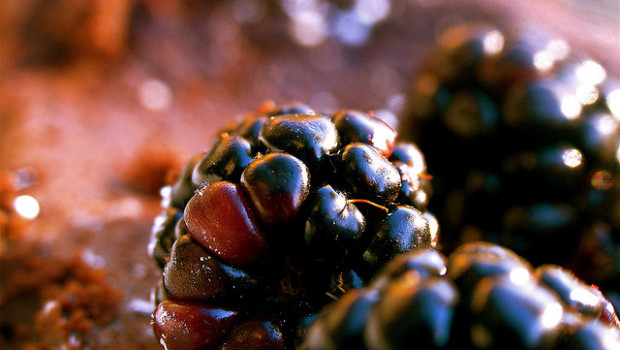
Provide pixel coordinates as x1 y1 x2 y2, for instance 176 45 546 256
1 1 618 348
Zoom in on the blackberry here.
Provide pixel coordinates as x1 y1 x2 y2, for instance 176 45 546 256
399 22 620 271
148 102 437 349
304 242 620 350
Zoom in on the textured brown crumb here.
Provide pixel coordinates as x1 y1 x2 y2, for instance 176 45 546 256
119 141 183 196
0 238 124 349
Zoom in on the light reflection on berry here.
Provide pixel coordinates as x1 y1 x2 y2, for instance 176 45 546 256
576 85 599 105
509 267 530 285
576 60 607 86
591 170 613 190
533 50 555 72
569 288 601 309
560 95 582 119
592 113 618 136
546 39 570 61
482 30 505 55
561 148 583 168
607 88 620 120
540 303 563 330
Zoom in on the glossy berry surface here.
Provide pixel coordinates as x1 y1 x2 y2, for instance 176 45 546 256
148 102 436 349
192 134 254 187
153 300 238 350
184 181 268 267
240 152 311 227
399 22 620 281
304 185 366 259
304 242 620 350
331 109 397 157
338 143 402 205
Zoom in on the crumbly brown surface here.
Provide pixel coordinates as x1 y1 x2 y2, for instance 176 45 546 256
0 238 123 349
1 167 162 349
1 1 616 349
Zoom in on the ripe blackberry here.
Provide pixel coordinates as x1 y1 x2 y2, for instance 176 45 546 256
148 101 437 349
304 242 620 350
399 22 620 271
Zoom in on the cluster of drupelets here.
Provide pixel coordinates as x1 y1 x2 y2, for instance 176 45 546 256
149 22 620 350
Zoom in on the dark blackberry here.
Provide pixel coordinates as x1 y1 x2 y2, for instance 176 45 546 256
399 22 620 272
191 134 254 187
304 242 620 350
148 102 436 349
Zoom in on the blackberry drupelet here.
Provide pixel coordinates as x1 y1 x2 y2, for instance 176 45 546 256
304 242 620 350
148 101 437 349
399 22 620 273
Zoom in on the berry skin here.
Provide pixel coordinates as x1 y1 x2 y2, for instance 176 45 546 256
331 109 397 158
338 143 402 205
389 142 433 210
219 319 285 350
259 113 338 172
305 289 380 349
192 134 254 187
235 115 267 146
149 102 435 349
167 154 201 210
535 265 604 319
163 235 258 302
240 153 311 227
446 241 532 304
304 185 366 259
184 181 268 266
152 300 238 350
420 22 502 87
470 275 564 349
557 320 620 350
389 142 427 173
304 242 620 350
365 276 458 349
148 209 183 269
369 249 447 290
399 22 620 274
362 205 431 271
